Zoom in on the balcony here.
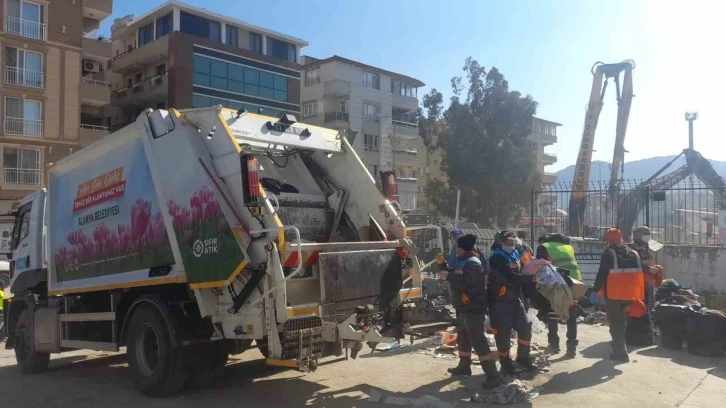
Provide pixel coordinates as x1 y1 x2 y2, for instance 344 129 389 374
324 111 349 130
397 177 419 193
392 148 419 165
540 133 557 145
80 124 110 147
4 67 44 89
110 35 169 74
112 73 168 107
541 172 557 184
392 120 420 140
3 168 41 187
81 78 111 106
4 118 43 137
543 152 557 165
6 17 46 41
323 80 350 97
82 36 112 59
83 0 113 19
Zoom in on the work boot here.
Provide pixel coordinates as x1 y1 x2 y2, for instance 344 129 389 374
610 353 630 364
516 344 538 372
546 343 561 354
447 356 472 376
481 359 501 389
499 357 517 376
565 346 577 358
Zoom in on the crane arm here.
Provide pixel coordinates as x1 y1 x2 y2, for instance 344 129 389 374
609 61 635 189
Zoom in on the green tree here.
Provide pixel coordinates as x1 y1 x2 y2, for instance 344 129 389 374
422 57 539 228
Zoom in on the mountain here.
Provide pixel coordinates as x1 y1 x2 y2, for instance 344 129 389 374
555 155 726 184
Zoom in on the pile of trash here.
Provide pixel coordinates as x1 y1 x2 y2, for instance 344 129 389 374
471 378 542 405
579 311 608 325
653 279 726 357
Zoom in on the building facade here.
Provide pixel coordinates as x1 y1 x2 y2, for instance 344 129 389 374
300 56 425 212
108 0 307 129
0 0 114 250
531 116 559 184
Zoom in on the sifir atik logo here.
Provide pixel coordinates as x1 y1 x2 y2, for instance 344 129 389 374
192 238 219 258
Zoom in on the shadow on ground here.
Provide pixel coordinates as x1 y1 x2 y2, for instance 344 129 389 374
637 346 725 371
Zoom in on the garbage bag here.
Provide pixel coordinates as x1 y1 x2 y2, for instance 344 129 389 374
686 308 726 357
626 315 655 346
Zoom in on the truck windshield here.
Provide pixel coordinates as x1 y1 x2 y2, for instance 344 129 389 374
10 202 31 251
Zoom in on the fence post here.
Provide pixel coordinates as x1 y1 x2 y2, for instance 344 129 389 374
530 189 536 249
645 187 650 227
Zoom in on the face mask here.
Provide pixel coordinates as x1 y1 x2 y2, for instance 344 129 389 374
641 235 651 242
502 245 515 254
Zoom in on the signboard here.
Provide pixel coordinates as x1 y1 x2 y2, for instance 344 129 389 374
51 139 174 282
575 252 602 285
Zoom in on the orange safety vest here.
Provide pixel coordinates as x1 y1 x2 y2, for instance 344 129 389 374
606 247 645 301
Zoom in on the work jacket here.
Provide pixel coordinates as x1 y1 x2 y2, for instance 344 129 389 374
542 242 582 281
442 254 488 312
628 240 661 286
488 249 535 303
594 244 644 301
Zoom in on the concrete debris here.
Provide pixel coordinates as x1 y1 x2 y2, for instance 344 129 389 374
369 388 384 403
470 378 542 405
383 395 456 408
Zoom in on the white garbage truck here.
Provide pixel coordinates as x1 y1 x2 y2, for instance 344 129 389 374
2 107 441 395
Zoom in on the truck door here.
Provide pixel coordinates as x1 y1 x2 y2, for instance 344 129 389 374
8 193 45 295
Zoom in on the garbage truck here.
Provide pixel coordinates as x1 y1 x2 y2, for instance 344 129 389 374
2 107 441 395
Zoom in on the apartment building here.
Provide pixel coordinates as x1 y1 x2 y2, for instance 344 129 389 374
300 55 425 212
0 0 114 250
107 0 307 129
531 117 559 184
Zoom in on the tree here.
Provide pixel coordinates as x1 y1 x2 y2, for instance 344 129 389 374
422 57 539 228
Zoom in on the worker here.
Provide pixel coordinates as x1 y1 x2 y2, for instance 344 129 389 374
593 228 645 363
437 234 501 389
540 233 583 281
488 231 538 373
532 241 578 357
0 282 4 341
625 227 662 346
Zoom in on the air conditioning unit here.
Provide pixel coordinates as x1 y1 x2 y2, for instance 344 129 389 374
83 59 101 73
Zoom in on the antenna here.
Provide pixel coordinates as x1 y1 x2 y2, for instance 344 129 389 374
685 112 698 150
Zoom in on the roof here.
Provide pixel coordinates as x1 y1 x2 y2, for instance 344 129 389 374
114 0 308 47
533 117 563 126
303 55 425 88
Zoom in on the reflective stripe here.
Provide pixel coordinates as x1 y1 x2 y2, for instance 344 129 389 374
479 353 496 361
518 338 531 346
609 268 642 274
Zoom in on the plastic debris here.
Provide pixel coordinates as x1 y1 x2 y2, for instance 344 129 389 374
584 311 609 324
470 379 542 405
486 333 496 346
377 341 401 351
527 309 546 333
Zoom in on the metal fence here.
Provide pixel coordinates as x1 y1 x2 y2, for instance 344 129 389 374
531 178 725 246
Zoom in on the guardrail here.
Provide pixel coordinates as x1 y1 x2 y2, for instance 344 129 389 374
5 118 42 137
6 17 46 41
4 67 44 89
82 78 111 87
80 124 109 132
3 168 41 186
324 111 349 123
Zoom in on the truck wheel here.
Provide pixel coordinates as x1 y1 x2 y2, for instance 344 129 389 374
210 341 229 368
14 309 50 374
126 304 187 396
256 338 270 359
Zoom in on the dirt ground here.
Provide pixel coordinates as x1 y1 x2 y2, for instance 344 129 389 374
1 324 725 408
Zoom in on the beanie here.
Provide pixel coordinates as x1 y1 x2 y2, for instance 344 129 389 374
605 228 623 245
458 234 476 252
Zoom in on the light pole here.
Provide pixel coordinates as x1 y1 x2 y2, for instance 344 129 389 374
685 112 698 150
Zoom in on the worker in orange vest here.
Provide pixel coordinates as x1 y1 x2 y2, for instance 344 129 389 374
593 228 645 363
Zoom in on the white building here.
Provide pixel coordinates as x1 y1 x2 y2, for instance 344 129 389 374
300 56 425 212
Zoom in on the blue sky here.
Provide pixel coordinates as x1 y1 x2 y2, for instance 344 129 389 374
102 0 723 172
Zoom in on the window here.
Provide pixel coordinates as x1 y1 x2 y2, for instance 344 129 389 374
3 147 40 186
367 165 378 178
249 32 263 53
266 37 296 62
392 80 417 97
363 103 379 121
398 193 417 211
340 100 347 113
364 134 379 152
226 25 238 47
180 11 221 42
191 93 287 118
4 47 43 89
11 202 31 251
5 97 42 136
363 72 380 89
305 67 320 86
156 12 173 39
192 55 289 102
138 22 154 47
7 0 44 40
156 64 166 76
303 102 318 118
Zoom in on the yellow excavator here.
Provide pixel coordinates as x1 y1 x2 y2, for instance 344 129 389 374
568 60 635 236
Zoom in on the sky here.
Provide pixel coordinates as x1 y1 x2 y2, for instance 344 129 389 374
101 0 725 172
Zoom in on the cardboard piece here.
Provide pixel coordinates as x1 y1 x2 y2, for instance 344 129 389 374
570 278 589 299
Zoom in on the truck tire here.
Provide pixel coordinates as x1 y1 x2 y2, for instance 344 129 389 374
14 308 50 374
126 303 187 396
256 338 270 359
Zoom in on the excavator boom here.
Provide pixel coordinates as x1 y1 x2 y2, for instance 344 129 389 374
567 60 635 236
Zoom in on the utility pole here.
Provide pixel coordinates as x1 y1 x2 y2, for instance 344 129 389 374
685 112 698 150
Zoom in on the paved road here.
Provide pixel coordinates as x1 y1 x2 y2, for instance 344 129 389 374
1 325 724 407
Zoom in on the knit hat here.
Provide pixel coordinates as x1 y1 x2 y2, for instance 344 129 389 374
451 228 463 238
605 228 623 245
457 234 476 251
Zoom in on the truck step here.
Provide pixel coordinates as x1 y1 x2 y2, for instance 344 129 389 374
60 340 119 352
59 312 116 322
